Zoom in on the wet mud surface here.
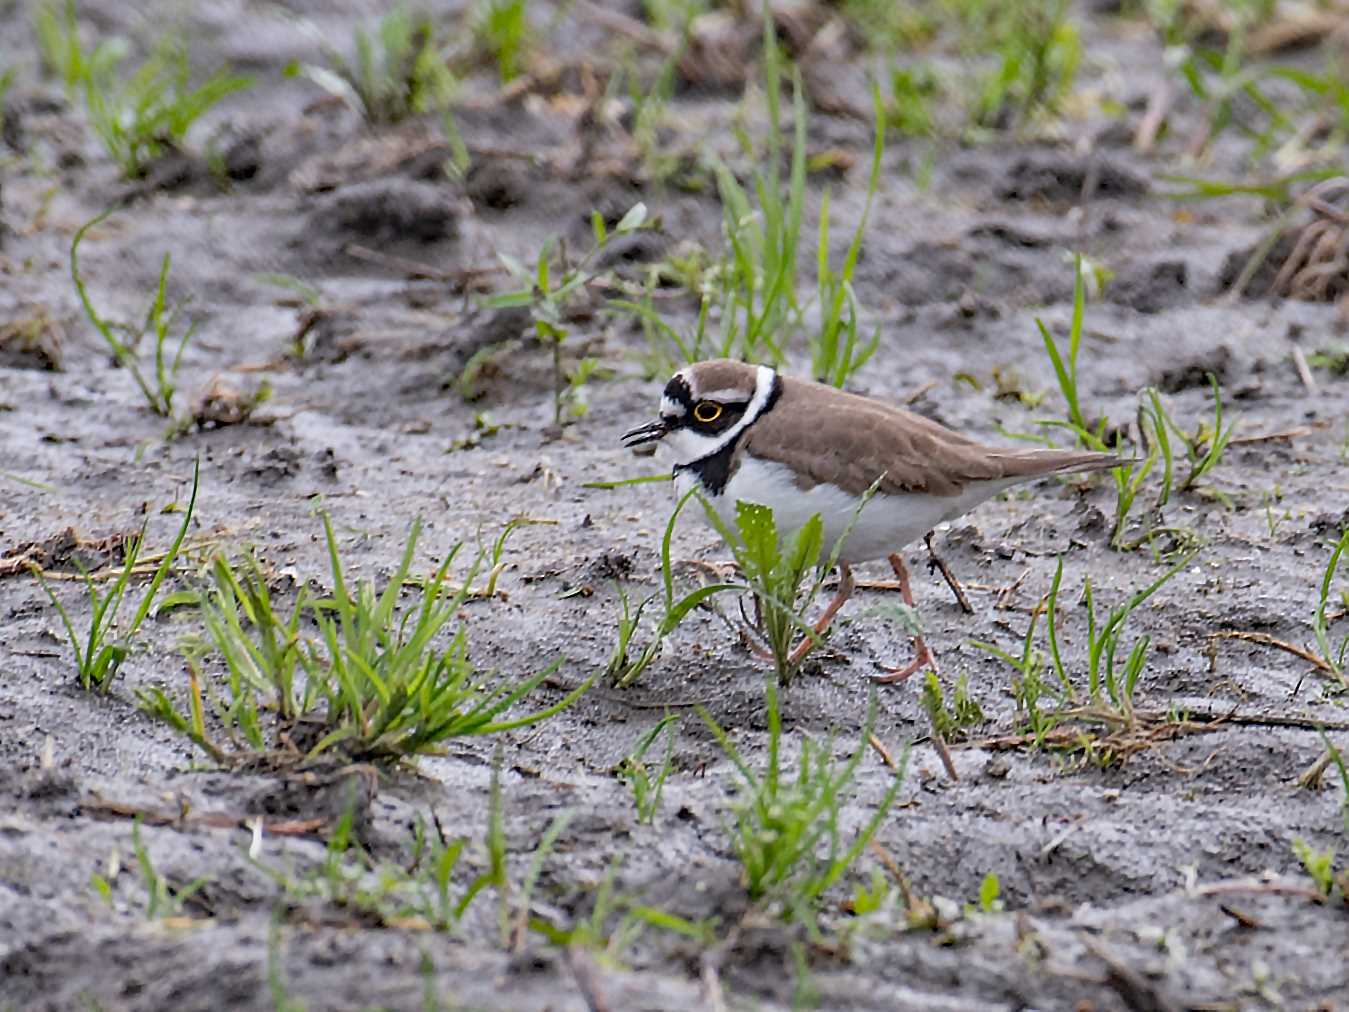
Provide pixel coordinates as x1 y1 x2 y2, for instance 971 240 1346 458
2 2 1348 1010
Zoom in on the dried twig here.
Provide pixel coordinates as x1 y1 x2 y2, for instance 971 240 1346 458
1133 81 1172 155
17 537 217 583
1165 708 1349 733
903 379 940 405
1227 425 1316 447
574 0 675 53
82 794 327 835
995 568 1031 610
924 531 973 614
1210 629 1341 681
701 958 727 1012
1084 940 1181 1012
1292 346 1318 395
566 946 611 1012
1296 746 1345 789
868 840 940 929
1192 875 1328 903
342 243 503 287
1271 177 1349 307
867 732 901 772
929 725 959 782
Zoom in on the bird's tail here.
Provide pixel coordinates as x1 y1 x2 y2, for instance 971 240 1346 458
997 447 1127 479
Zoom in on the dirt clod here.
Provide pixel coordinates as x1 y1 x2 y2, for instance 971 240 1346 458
1109 258 1189 314
998 155 1150 203
1154 344 1233 392
308 178 466 244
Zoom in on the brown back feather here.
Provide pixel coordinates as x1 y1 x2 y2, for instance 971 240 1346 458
742 377 1118 497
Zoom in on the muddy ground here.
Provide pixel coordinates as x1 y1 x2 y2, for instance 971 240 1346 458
2 1 1349 1009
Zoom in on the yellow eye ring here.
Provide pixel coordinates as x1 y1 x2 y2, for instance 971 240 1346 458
693 401 723 423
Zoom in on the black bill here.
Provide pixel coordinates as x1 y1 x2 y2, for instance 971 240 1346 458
621 419 667 448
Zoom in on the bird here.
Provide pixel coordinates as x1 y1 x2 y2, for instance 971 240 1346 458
622 358 1121 680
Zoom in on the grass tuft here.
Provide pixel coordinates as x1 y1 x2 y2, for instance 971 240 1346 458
612 484 876 686
811 85 885 387
701 685 906 917
252 757 532 935
609 488 740 688
619 14 884 388
1026 257 1234 550
36 3 252 178
973 550 1195 765
704 483 880 684
1292 832 1347 903
85 38 252 179
616 714 679 825
286 4 457 125
485 203 647 426
1313 528 1349 687
139 514 593 766
529 856 717 960
71 210 197 420
472 0 531 84
34 461 199 692
955 0 1081 130
35 0 108 95
705 501 829 686
90 819 211 919
708 12 807 371
921 672 986 743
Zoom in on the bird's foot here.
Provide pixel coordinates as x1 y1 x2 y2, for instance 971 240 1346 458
785 563 856 669
786 629 824 668
870 635 939 684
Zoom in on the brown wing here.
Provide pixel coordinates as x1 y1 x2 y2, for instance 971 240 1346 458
742 377 1117 497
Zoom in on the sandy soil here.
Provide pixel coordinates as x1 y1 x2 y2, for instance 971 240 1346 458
2 2 1348 1010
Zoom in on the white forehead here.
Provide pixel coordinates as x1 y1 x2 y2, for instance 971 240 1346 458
660 394 686 417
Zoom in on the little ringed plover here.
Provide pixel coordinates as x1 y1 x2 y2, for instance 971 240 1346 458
623 359 1120 679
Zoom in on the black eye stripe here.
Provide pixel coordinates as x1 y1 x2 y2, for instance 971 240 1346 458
690 402 746 433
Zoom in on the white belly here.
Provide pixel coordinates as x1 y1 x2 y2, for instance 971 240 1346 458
678 457 1013 564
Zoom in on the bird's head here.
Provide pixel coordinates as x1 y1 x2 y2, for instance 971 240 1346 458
621 359 778 466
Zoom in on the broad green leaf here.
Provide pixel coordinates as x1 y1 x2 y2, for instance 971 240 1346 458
615 201 647 233
734 500 779 578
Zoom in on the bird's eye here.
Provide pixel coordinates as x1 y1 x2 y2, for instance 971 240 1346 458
693 401 722 423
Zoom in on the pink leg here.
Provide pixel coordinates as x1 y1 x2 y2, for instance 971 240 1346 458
787 562 855 667
871 552 938 684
